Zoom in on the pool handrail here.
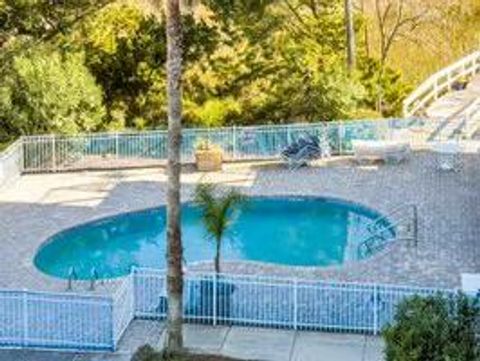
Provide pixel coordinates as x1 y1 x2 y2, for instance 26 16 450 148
358 204 418 258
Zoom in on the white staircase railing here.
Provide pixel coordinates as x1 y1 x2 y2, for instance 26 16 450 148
403 51 480 117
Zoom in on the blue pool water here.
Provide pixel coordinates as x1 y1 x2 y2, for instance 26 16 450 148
34 197 391 280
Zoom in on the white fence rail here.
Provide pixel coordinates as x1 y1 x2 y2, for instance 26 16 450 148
0 118 461 179
132 268 454 335
403 50 480 117
0 269 457 352
19 118 440 173
0 289 113 351
112 274 135 348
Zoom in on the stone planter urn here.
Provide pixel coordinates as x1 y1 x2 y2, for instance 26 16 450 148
195 141 223 171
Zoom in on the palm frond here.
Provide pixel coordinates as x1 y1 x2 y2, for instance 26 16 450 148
193 183 246 243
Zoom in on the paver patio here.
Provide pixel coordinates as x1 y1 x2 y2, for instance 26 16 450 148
1 150 480 292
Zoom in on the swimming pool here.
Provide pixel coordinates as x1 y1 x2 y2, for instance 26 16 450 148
34 197 394 280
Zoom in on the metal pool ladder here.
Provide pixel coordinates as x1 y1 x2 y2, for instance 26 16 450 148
357 204 418 259
67 266 78 291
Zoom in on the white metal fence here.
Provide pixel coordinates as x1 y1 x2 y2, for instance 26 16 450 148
20 118 434 173
132 268 454 335
0 289 114 351
0 268 457 352
403 50 480 117
0 117 466 179
112 274 135 348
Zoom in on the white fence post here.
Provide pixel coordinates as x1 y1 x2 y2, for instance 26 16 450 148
115 133 120 159
232 126 237 160
293 278 298 331
111 299 116 350
338 125 344 154
373 284 379 335
213 275 217 326
51 135 56 172
129 270 135 322
22 291 28 346
131 267 136 317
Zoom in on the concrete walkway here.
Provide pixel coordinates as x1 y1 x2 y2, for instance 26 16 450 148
0 321 385 361
88 320 384 361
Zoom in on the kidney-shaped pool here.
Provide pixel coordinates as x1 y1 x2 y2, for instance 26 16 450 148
34 197 395 280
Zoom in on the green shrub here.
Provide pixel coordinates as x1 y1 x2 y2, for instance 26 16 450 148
383 293 480 361
0 46 105 136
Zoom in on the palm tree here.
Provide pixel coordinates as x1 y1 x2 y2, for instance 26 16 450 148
194 183 246 274
164 0 184 354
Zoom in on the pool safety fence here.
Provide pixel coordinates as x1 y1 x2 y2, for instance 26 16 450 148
132 268 454 334
1 118 443 177
0 268 454 352
0 288 113 351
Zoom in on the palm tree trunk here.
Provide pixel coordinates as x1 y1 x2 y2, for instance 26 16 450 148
214 240 221 274
345 0 356 72
165 0 184 354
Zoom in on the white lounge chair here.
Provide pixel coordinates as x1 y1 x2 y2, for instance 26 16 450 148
352 140 411 164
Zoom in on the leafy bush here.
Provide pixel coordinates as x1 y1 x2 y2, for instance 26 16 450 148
383 293 480 361
186 97 242 127
0 46 105 135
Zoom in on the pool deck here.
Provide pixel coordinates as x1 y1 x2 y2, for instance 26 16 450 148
0 321 385 361
1 150 480 292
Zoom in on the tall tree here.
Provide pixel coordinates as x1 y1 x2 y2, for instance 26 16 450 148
374 0 427 67
345 0 356 72
164 0 184 354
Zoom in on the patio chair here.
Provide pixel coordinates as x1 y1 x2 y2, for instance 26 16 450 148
281 134 326 169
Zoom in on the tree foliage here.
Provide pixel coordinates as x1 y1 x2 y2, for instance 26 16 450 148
383 293 480 361
0 46 105 136
193 183 246 273
0 0 478 136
